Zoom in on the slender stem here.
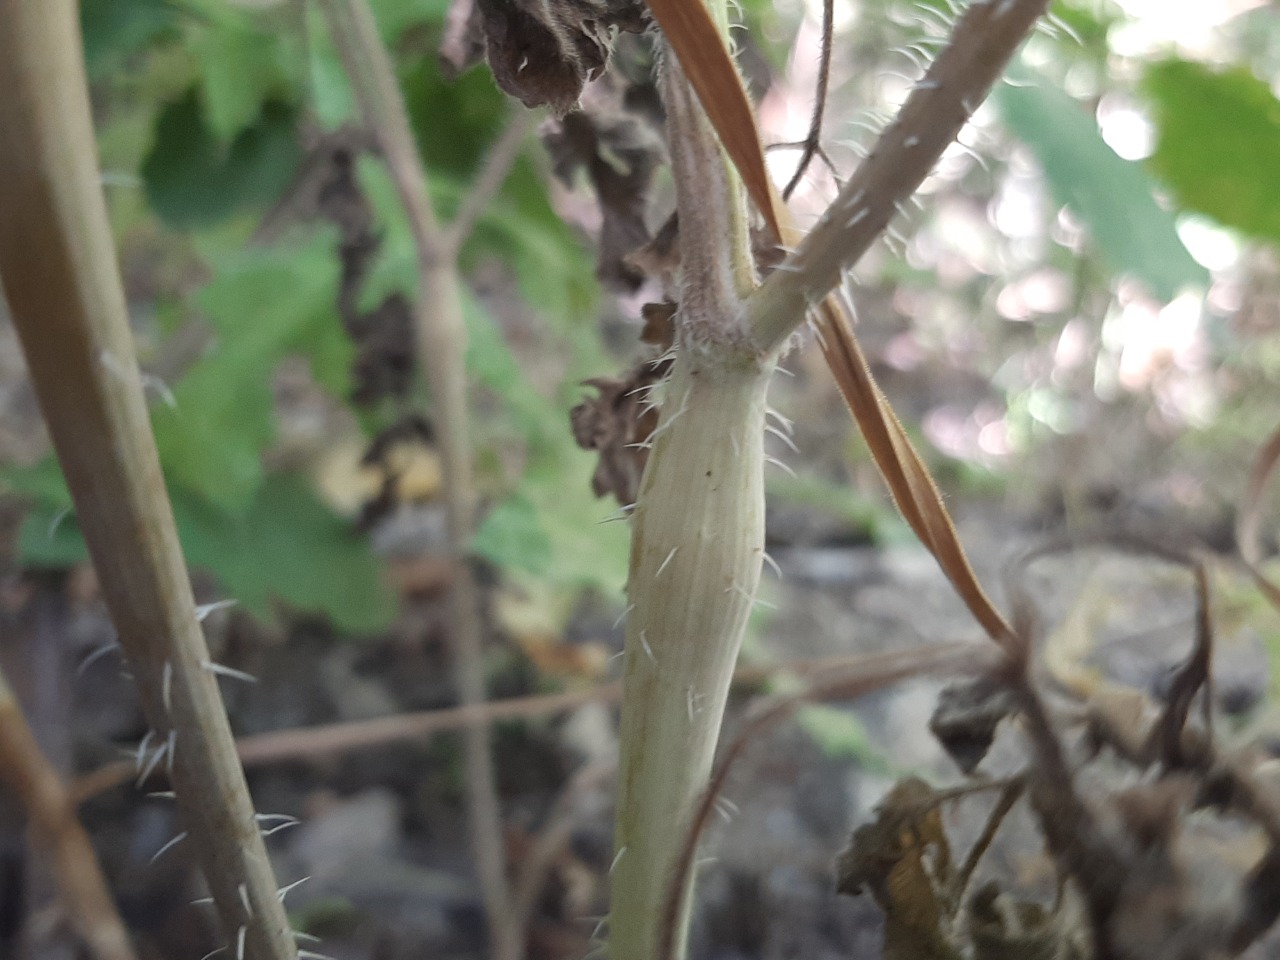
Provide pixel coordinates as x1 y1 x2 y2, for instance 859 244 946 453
318 4 520 960
0 5 297 959
781 0 834 200
445 108 535 255
0 669 137 960
747 0 1051 354
511 761 617 937
73 649 965 803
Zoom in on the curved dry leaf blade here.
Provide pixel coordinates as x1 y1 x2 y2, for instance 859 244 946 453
816 299 1014 645
1152 562 1214 765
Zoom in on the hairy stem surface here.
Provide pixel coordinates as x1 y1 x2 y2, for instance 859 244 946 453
607 13 775 949
0 4 297 958
613 346 773 960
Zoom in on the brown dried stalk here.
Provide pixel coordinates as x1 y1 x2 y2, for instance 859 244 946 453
781 0 835 200
0 5 297 959
317 3 520 959
0 668 136 960
74 649 961 802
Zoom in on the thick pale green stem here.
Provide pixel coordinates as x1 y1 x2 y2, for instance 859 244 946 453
612 345 773 960
608 5 766 955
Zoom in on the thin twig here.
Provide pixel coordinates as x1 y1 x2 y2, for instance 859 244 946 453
74 649 963 802
511 761 617 937
747 0 1053 349
950 775 1024 910
317 4 519 960
656 641 1000 960
445 108 535 254
781 0 834 200
0 669 137 960
0 5 297 959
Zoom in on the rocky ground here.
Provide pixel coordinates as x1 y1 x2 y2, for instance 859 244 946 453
4 476 1278 960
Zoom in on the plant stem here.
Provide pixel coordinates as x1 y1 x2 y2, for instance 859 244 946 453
612 350 773 960
72 649 967 803
445 107 535 254
610 18 770 957
0 668 137 960
0 5 297 959
746 0 1052 353
318 4 520 960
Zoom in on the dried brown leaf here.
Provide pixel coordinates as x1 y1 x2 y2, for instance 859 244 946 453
569 356 669 505
838 776 960 960
967 882 1085 960
1152 562 1214 768
542 99 665 289
639 299 676 349
929 674 1018 774
475 0 645 114
626 211 680 291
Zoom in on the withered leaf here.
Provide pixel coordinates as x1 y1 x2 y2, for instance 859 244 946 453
836 777 959 960
967 882 1085 960
626 211 679 291
543 103 665 288
639 300 675 349
570 354 669 505
475 0 646 115
929 674 1018 775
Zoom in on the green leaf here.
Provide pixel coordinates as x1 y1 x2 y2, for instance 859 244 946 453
193 20 298 142
1047 0 1121 51
472 494 554 575
402 55 509 177
306 7 358 130
11 481 391 632
15 504 88 570
151 234 351 513
1143 59 1280 245
1 458 73 508
80 0 180 78
6 469 392 633
368 0 451 43
175 475 395 633
142 89 301 229
996 73 1208 302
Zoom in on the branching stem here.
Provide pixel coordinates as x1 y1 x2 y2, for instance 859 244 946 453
747 0 1052 353
318 4 520 960
781 0 834 200
445 107 535 254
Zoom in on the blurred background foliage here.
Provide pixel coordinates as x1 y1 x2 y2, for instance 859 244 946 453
2 0 1279 647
